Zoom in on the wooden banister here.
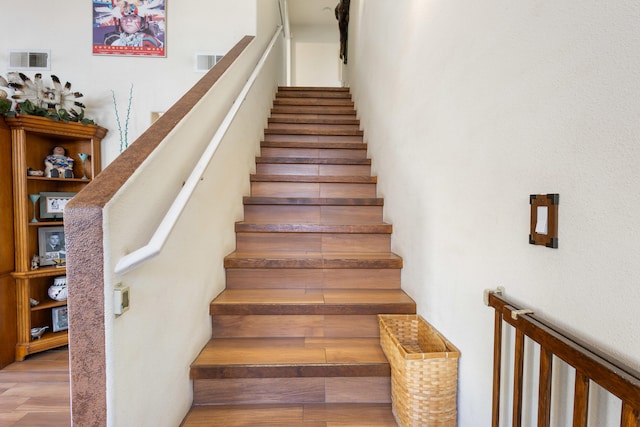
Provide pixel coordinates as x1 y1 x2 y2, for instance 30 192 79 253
486 290 640 427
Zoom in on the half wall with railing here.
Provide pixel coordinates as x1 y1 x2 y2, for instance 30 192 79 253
65 18 285 427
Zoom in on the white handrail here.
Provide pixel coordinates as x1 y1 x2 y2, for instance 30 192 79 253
114 26 283 275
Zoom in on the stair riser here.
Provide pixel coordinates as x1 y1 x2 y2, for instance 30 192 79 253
264 134 363 143
274 99 354 107
256 164 371 176
193 377 390 405
250 182 377 198
235 233 390 253
269 113 357 122
276 91 352 99
267 123 361 132
225 268 401 289
242 205 384 224
212 314 381 338
260 147 367 159
271 106 357 115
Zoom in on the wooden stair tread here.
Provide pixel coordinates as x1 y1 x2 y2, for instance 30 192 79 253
278 86 351 92
270 106 357 115
256 157 370 165
250 175 376 184
223 252 402 269
264 128 363 136
273 98 354 106
181 403 398 426
261 141 366 149
210 288 413 316
190 337 390 379
276 90 352 99
269 115 358 125
235 223 392 234
243 197 382 206
267 123 360 131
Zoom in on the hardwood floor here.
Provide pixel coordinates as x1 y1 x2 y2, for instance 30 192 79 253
0 347 70 426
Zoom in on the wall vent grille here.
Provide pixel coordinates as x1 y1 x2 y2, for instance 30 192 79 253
195 53 224 72
9 50 50 71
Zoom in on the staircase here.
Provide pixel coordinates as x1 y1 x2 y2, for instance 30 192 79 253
181 87 416 426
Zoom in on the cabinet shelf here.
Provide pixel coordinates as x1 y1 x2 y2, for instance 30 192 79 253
12 266 66 279
5 115 105 361
28 221 64 227
31 299 67 312
27 176 92 183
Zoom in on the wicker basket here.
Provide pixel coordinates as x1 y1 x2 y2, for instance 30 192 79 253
379 314 460 427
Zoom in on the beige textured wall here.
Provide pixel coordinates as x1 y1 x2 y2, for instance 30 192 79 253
346 1 640 425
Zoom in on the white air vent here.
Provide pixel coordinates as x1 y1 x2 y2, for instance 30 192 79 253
9 50 50 71
195 53 224 72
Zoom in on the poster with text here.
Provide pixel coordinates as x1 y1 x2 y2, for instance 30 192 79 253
93 0 166 57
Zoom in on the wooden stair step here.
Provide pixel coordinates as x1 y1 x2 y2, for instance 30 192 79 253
211 314 383 338
223 253 402 269
243 197 382 206
278 86 351 92
273 98 355 107
226 268 401 290
268 123 360 133
270 106 357 115
269 115 358 125
235 223 392 234
256 157 370 165
256 157 371 166
250 175 376 184
265 128 363 136
182 403 397 426
234 224 392 253
209 288 412 315
190 337 390 379
182 403 398 425
263 134 363 144
276 89 352 98
261 140 366 150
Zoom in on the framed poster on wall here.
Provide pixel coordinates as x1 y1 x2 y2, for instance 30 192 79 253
93 0 166 57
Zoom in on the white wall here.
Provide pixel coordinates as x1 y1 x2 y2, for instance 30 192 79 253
0 0 257 167
346 0 640 425
291 24 341 86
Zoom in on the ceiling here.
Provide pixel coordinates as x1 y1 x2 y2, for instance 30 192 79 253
286 0 338 27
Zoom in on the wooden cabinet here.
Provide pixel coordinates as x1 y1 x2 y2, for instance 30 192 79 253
0 118 16 368
4 115 106 361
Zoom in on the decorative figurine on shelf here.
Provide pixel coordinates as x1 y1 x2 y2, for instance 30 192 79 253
48 276 68 301
30 326 48 340
31 254 40 270
44 146 74 178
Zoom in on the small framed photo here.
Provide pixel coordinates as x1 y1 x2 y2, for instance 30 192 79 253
39 192 76 220
52 305 69 332
38 226 66 266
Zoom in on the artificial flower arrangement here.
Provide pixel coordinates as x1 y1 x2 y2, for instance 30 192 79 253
0 72 94 124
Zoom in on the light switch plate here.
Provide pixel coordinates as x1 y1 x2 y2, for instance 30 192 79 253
114 283 130 317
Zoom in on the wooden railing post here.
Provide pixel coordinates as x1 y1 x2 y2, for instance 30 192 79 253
538 348 553 427
492 309 503 427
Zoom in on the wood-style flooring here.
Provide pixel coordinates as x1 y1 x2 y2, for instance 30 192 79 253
0 347 70 427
